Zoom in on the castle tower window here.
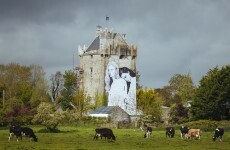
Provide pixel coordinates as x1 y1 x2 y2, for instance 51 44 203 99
90 67 93 76
120 47 126 56
120 55 125 59
127 48 131 56
91 55 93 58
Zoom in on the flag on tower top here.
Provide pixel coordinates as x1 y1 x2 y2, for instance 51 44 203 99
106 16 109 21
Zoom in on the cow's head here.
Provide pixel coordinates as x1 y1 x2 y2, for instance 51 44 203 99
34 136 38 142
212 136 216 141
112 135 116 141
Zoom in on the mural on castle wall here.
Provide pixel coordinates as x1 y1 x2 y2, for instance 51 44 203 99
105 61 136 115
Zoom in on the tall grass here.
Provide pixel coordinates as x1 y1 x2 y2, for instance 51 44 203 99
0 126 229 150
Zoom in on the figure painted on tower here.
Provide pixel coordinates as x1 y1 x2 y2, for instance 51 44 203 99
119 67 136 115
105 61 136 115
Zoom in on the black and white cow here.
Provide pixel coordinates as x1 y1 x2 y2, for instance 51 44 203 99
21 127 38 142
144 126 152 138
94 128 116 141
213 128 224 142
180 126 189 139
9 123 22 142
166 127 175 138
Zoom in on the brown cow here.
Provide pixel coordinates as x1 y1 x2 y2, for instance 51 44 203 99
186 129 201 140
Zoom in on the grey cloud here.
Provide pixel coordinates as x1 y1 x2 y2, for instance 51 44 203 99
0 0 230 88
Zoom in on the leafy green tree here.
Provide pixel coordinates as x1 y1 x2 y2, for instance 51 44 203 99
59 70 78 110
0 63 31 100
191 65 230 120
169 103 189 124
32 102 66 131
0 83 5 108
137 88 162 121
63 70 78 96
72 89 92 118
0 63 50 123
155 86 173 107
99 92 108 106
17 82 32 105
4 97 23 122
94 90 100 109
94 91 108 108
169 72 195 104
3 97 35 124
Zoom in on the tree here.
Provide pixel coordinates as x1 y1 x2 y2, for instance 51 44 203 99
30 64 50 108
0 63 50 123
191 65 230 120
155 86 173 107
169 103 189 124
0 63 31 100
94 90 100 109
17 82 32 105
32 102 66 131
63 70 78 94
72 89 92 118
59 70 78 110
3 97 35 124
137 88 162 121
169 72 195 104
94 91 108 108
50 71 64 102
4 97 23 123
99 92 108 106
0 82 5 108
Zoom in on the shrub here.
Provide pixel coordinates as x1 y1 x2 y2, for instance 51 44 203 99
32 102 67 132
182 120 230 131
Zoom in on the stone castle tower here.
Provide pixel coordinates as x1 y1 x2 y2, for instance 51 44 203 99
77 26 137 104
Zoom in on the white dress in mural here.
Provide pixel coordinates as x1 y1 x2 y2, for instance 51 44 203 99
124 76 136 115
108 78 127 111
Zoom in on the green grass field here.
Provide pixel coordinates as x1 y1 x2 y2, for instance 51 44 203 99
0 126 229 150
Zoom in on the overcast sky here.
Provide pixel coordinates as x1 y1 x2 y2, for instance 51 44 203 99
0 0 229 88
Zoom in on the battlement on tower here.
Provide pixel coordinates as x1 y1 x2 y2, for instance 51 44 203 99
78 26 137 58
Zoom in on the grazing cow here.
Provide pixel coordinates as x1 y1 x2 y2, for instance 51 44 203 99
9 123 22 142
166 127 175 138
186 129 201 140
94 128 116 141
21 127 38 142
144 127 152 138
213 128 224 142
180 126 189 139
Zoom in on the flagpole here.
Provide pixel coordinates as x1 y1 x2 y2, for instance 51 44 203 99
73 53 74 70
106 16 109 27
